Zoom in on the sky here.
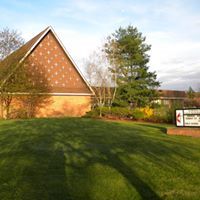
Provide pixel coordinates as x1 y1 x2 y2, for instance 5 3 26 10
0 0 200 91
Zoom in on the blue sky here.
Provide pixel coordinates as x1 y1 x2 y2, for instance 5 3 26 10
1 0 200 90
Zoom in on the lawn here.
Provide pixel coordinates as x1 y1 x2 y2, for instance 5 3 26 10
0 118 199 200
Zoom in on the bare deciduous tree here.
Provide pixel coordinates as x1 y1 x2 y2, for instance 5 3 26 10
84 49 116 117
0 27 25 118
0 28 51 119
0 28 24 60
0 60 51 119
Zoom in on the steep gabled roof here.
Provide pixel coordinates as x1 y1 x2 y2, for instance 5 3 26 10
0 26 94 94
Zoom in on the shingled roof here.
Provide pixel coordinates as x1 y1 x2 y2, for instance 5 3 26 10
0 26 94 94
158 89 187 99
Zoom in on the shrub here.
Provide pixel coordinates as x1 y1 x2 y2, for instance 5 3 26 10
139 106 153 118
9 108 28 119
85 105 177 124
109 107 132 118
150 103 181 124
84 108 100 118
85 107 147 120
150 107 170 123
131 109 146 120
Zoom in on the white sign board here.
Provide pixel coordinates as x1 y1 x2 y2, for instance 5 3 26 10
175 109 200 127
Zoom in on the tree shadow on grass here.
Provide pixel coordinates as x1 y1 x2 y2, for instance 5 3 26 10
136 123 168 134
0 121 71 200
99 148 161 200
0 118 199 200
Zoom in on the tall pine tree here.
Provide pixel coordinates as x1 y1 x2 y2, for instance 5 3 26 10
104 25 160 107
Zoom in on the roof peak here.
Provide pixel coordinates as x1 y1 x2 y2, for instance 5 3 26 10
0 26 94 94
46 25 52 30
45 25 56 32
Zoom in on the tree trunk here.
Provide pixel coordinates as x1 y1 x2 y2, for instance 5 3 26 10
4 95 12 119
99 106 102 117
0 96 4 119
5 106 10 119
110 72 117 107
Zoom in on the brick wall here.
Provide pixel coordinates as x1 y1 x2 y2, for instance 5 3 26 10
37 95 91 117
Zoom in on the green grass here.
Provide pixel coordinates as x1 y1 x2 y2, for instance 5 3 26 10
0 118 199 200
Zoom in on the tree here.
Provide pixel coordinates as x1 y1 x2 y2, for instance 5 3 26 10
0 28 24 118
0 28 24 60
84 49 115 117
0 27 51 119
184 86 200 107
187 86 195 99
104 25 160 108
0 61 51 119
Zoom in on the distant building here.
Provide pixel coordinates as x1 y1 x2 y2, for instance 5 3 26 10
91 87 200 108
156 90 187 107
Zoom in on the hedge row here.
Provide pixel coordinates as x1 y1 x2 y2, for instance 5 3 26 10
85 106 175 123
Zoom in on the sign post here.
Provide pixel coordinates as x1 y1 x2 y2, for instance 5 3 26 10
175 108 200 127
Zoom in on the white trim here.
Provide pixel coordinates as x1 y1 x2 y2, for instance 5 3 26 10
20 27 51 63
0 28 51 88
49 26 95 95
19 26 95 95
51 93 92 96
4 92 93 96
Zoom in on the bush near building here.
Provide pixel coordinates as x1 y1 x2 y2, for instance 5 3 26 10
85 104 178 124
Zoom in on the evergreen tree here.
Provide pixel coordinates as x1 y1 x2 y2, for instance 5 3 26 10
187 86 195 99
104 25 160 107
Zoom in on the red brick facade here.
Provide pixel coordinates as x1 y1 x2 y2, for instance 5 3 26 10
26 31 91 94
167 128 200 137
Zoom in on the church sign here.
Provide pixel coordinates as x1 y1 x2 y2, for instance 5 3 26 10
175 109 200 127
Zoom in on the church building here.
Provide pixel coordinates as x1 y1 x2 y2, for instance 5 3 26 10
0 26 94 117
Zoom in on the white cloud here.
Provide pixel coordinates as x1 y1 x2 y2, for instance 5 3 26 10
1 0 200 91
146 28 200 91
53 27 104 71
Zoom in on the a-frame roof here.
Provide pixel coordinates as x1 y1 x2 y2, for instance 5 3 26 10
0 26 94 95
0 27 48 85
